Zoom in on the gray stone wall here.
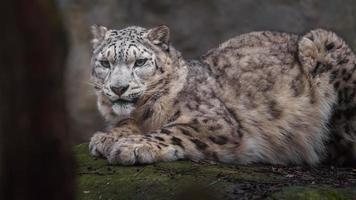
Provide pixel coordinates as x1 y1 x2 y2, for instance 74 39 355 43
56 0 356 143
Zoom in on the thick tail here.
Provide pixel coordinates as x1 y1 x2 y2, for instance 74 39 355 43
298 29 356 165
298 29 354 78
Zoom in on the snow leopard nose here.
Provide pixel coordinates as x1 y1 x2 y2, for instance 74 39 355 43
110 85 129 96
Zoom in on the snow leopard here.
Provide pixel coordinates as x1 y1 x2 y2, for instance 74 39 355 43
89 25 356 166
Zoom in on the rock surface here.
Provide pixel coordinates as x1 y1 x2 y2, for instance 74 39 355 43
75 144 356 200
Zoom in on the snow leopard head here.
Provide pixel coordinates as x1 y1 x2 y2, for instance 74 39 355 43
90 25 177 122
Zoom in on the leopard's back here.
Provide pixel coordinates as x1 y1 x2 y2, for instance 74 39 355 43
201 30 355 165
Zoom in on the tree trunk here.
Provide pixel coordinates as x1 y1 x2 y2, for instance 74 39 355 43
0 1 74 200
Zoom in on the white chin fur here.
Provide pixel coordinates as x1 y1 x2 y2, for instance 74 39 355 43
112 103 135 117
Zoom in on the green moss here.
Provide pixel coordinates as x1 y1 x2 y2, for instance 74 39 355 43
269 186 356 200
75 144 227 199
75 143 356 200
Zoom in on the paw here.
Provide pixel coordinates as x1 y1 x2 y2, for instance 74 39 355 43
108 138 156 165
89 132 115 157
107 137 183 165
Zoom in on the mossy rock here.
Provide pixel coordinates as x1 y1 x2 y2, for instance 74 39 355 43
75 143 356 200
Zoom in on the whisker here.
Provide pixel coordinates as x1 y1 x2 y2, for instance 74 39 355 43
85 81 103 89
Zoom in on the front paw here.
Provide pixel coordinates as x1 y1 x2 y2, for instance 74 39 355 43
89 132 115 157
107 137 183 165
108 139 155 165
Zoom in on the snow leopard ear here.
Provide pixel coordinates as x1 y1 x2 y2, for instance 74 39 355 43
91 25 108 49
147 25 170 51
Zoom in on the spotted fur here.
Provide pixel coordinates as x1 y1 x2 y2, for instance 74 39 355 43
89 25 356 166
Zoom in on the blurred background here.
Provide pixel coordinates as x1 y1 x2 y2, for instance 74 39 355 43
1 0 355 200
57 0 356 143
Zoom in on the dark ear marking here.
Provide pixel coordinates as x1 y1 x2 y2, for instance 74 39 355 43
147 25 170 51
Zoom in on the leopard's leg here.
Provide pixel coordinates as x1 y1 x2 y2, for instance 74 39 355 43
106 127 199 165
107 118 241 165
89 119 142 157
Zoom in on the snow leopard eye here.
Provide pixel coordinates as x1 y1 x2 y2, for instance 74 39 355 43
100 60 110 68
134 58 147 68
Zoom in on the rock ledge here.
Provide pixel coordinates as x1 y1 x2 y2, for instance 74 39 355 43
75 143 356 200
